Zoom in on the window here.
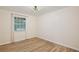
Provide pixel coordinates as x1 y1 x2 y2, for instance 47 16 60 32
14 17 26 31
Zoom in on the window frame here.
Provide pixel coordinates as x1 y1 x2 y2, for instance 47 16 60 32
12 14 26 32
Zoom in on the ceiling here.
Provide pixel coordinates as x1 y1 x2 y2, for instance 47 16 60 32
0 6 68 15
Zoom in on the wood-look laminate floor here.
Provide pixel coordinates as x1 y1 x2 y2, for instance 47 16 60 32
0 37 78 52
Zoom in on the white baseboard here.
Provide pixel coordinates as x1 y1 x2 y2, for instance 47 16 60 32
0 41 11 45
26 36 36 39
0 36 35 45
37 36 79 51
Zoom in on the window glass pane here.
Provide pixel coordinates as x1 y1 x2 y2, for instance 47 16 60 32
14 17 26 31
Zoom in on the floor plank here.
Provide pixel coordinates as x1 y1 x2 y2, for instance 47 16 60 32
0 37 78 52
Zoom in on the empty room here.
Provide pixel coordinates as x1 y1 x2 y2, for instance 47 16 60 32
0 6 79 52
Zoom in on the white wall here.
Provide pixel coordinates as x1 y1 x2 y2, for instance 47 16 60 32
26 15 37 39
37 7 79 50
0 10 11 45
0 9 36 45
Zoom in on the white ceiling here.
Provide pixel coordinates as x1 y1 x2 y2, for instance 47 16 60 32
0 6 68 15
